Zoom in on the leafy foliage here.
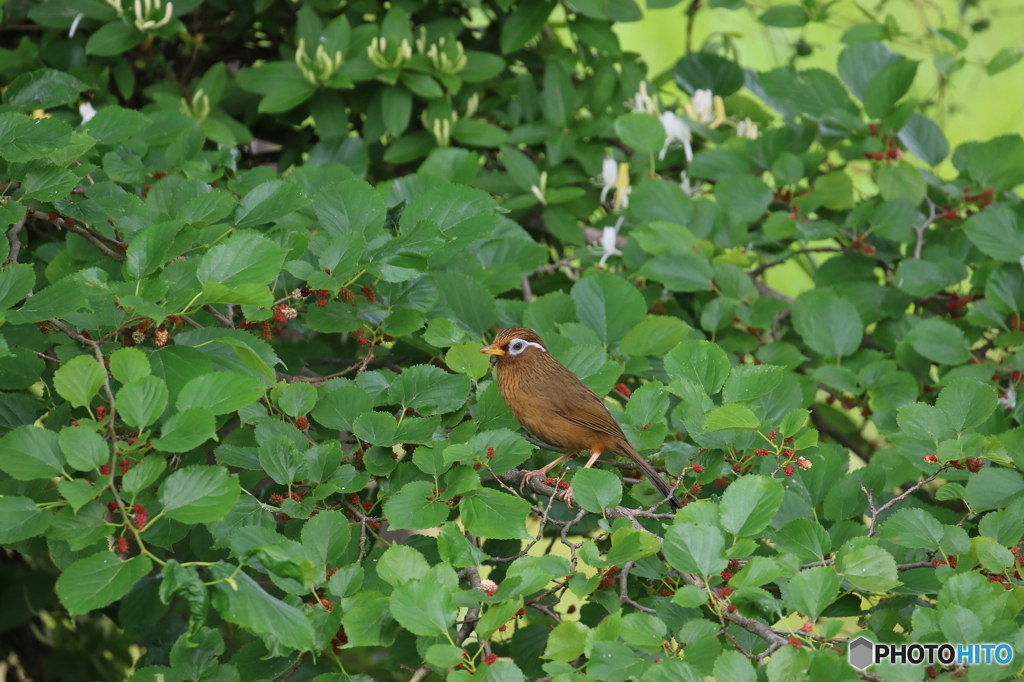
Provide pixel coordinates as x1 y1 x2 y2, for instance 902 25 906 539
2 0 1024 681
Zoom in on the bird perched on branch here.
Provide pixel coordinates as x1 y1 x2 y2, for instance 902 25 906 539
481 327 683 509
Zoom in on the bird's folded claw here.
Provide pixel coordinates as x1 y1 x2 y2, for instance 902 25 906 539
519 469 545 491
558 486 574 509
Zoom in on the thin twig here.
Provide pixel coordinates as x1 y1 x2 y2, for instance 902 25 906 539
521 274 534 303
33 211 126 262
203 304 234 328
862 465 952 536
913 197 939 260
4 215 26 264
809 404 874 463
749 247 845 277
536 255 578 275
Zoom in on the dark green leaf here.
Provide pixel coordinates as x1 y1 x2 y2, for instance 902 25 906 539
159 465 240 524
0 425 64 480
56 554 152 616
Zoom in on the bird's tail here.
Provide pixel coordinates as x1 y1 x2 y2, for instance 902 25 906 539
616 441 683 509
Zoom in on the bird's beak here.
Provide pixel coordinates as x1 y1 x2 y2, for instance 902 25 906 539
480 344 504 356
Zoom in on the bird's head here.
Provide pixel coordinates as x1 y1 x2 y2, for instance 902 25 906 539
480 327 548 364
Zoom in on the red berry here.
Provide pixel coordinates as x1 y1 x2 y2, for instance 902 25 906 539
726 604 736 613
868 122 879 136
96 406 107 420
948 555 957 568
121 458 130 475
720 571 733 581
107 500 119 511
296 416 309 430
338 288 355 305
801 621 813 633
718 586 732 598
923 454 938 463
116 536 129 553
754 448 769 457
486 447 495 460
484 653 497 665
361 285 376 303
100 463 111 476
788 637 801 649
614 382 632 397
692 463 704 474
269 494 285 505
768 430 778 441
557 480 570 490
783 465 795 477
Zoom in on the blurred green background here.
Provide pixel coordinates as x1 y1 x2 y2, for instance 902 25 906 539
614 0 1024 298
616 1 1024 150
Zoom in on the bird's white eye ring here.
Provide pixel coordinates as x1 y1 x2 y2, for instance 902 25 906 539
507 338 545 355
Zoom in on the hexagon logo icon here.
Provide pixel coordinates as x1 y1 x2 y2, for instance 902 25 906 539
849 637 874 670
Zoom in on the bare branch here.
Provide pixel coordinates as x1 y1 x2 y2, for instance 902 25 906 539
4 215 26 264
913 197 939 260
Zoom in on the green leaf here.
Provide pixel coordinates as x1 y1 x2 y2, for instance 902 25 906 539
713 650 756 682
388 364 470 416
0 263 34 311
544 618 585 659
702 404 760 432
6 68 85 109
445 342 491 380
122 456 167 496
381 86 412 137
352 412 397 447
759 5 808 27
673 51 745 97
840 545 900 591
620 316 689 357
878 161 926 204
258 436 305 485
501 0 555 53
0 113 71 163
197 231 288 287
936 378 997 433
0 496 52 543
377 544 430 587
0 425 65 480
57 478 96 512
451 119 508 147
82 106 149 144
432 272 498 336
59 426 109 472
117 376 169 429
572 468 622 513
109 347 151 384
940 605 982 643
897 402 953 442
898 114 948 166
86 21 141 55
787 566 839 620
614 113 666 156
253 545 318 589
967 135 1024 193
572 272 646 344
275 382 317 417
907 319 971 365
383 481 451 530
56 554 152 616
426 644 465 668
663 523 727 577
437 522 488 568
722 365 784 403
972 537 1014 573
176 372 266 415
151 407 216 453
864 58 918 118
175 190 237 225
987 47 1024 76
314 180 386 237
792 290 863 358
962 207 1024 262
158 465 240 524
773 518 832 563
715 176 773 222
311 384 373 431
665 340 730 394
209 563 316 651
878 508 944 549
719 475 784 537
21 167 78 201
53 355 106 409
460 489 531 540
389 579 456 636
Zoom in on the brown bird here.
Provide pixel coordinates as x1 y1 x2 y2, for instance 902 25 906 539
480 327 683 509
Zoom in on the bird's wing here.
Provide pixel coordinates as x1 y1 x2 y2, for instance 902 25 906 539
547 370 627 441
